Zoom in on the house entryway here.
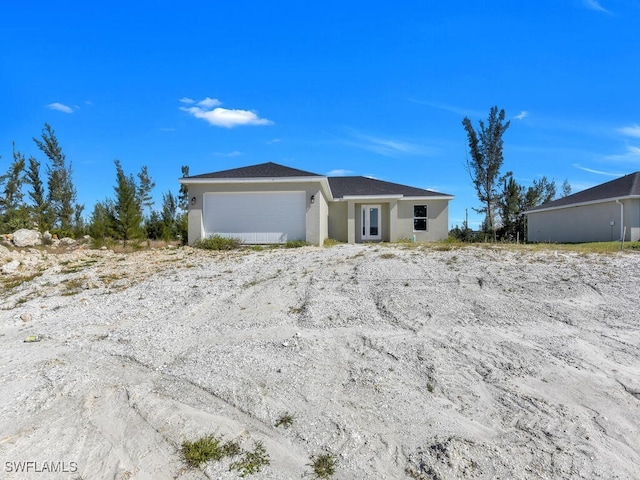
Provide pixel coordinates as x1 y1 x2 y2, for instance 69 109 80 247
361 205 381 241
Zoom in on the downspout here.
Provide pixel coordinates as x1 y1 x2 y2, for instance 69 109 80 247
616 199 624 241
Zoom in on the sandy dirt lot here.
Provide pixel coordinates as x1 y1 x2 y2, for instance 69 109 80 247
1 243 639 479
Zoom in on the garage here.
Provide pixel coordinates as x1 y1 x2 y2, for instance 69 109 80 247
203 191 306 244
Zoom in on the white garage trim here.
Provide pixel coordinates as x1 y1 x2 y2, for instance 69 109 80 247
203 191 306 244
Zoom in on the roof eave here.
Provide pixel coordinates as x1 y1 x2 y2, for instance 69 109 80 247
179 176 324 184
334 194 454 201
179 176 334 200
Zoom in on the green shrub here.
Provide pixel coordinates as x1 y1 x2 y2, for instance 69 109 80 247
284 240 308 248
181 435 241 468
182 435 226 467
195 235 243 251
308 453 337 479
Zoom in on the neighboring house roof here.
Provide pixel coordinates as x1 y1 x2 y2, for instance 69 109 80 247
184 162 322 179
328 176 452 199
527 172 640 213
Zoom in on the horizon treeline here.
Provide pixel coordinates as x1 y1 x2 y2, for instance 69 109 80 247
0 123 189 245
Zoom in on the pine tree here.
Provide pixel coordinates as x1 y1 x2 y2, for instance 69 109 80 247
0 144 29 232
33 123 80 233
89 200 114 245
25 156 50 231
178 165 190 211
136 165 155 217
161 191 177 240
112 160 143 245
462 106 510 241
498 172 522 240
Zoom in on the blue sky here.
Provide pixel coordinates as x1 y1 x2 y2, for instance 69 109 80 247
2 0 639 229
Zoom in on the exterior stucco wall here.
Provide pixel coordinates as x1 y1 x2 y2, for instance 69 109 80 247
527 198 640 243
184 181 328 245
397 199 450 242
327 198 450 243
307 186 329 245
320 192 330 244
328 202 348 242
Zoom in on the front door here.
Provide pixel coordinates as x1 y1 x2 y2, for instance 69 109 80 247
361 205 381 241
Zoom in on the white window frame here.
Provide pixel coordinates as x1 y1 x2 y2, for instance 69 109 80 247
413 204 428 232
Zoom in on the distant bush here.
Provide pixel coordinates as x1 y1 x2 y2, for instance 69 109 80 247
284 240 308 248
323 238 341 247
195 235 243 251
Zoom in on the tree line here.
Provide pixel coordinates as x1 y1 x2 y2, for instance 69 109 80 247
0 123 189 245
456 106 571 242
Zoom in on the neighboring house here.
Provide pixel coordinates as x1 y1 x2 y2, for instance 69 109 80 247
179 162 454 245
525 172 640 243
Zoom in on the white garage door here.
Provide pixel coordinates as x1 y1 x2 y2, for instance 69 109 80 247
203 192 306 244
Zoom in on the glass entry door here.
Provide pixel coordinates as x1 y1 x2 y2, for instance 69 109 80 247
361 205 381 241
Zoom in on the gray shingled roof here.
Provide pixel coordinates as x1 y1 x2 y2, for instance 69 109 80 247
184 162 452 198
185 162 322 179
328 176 450 198
527 172 640 212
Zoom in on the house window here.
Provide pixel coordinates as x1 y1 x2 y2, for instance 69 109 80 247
414 205 427 231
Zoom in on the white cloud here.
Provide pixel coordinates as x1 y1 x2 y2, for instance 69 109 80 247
47 102 74 114
180 98 273 128
267 138 281 144
408 99 486 118
573 163 625 176
619 124 640 137
326 169 355 176
583 0 611 13
197 97 222 108
515 111 529 120
214 150 243 157
602 145 640 163
179 97 195 104
344 132 435 157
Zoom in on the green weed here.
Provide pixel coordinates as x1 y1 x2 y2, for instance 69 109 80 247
308 453 337 479
275 413 294 428
181 435 241 468
229 441 270 477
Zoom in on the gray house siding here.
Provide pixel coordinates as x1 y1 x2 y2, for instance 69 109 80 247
527 198 640 242
525 172 640 243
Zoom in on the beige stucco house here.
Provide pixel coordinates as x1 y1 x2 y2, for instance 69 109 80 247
525 172 640 243
179 162 454 246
